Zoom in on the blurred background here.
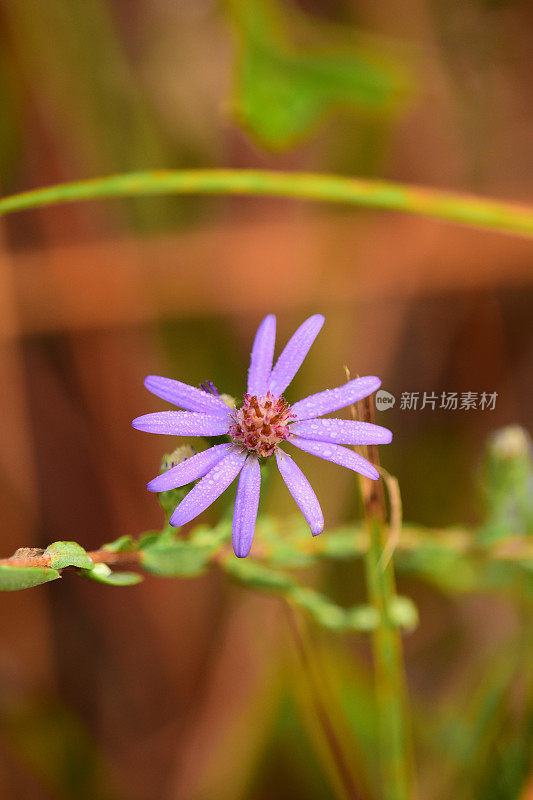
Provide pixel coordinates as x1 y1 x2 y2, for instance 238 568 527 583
0 1 532 798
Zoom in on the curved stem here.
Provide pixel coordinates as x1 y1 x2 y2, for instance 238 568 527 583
0 168 532 237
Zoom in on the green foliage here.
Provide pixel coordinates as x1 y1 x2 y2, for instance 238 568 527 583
478 425 533 544
224 554 417 633
228 0 409 150
0 565 60 590
141 540 213 577
45 541 93 570
1 425 532 798
102 534 135 552
81 563 142 586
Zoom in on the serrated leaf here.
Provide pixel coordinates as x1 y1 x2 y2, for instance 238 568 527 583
0 565 61 591
45 541 93 570
81 563 142 586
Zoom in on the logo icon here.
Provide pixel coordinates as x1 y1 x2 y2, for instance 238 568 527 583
375 390 396 411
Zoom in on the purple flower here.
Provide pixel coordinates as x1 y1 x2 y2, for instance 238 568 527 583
133 315 392 558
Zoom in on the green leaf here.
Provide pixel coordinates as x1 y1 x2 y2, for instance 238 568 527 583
103 535 136 553
81 563 142 586
389 596 419 632
137 530 164 549
141 541 212 577
225 558 294 591
0 565 61 591
478 426 533 543
229 0 409 150
289 586 348 631
44 541 93 570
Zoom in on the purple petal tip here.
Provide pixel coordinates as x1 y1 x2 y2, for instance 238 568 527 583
234 543 252 558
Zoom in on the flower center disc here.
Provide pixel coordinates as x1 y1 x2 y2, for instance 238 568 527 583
229 392 295 457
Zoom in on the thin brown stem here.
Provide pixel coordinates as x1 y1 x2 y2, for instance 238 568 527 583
0 547 142 569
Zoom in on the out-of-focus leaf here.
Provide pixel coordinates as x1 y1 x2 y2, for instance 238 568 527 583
81 563 142 586
45 541 93 570
103 535 135 552
190 521 232 548
0 565 60 590
224 557 417 633
141 541 212 577
389 596 419 632
434 655 517 799
225 557 295 591
137 530 163 549
228 0 410 150
397 543 478 593
478 426 533 544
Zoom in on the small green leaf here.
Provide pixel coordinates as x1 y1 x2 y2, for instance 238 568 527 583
81 563 142 586
225 558 294 591
190 522 231 548
0 565 61 591
290 587 348 630
345 604 380 632
141 541 211 577
137 530 165 549
478 425 533 543
103 535 135 553
45 541 93 570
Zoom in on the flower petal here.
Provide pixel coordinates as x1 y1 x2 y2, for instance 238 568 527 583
289 437 379 480
169 450 247 527
291 376 381 420
268 314 325 396
290 418 392 446
247 315 276 396
147 444 234 492
144 375 229 416
275 449 324 536
232 455 261 558
132 411 230 436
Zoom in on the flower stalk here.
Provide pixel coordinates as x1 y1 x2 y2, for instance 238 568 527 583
355 392 415 800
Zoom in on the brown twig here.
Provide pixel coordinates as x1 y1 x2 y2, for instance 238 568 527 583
0 547 142 569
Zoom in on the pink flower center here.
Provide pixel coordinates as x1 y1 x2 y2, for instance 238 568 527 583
228 392 295 457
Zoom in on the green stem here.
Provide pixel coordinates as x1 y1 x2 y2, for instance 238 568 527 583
354 389 414 800
0 168 532 237
364 518 414 800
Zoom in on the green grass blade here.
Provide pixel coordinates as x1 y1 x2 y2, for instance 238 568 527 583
1 169 533 237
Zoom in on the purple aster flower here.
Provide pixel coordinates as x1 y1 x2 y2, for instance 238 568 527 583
133 314 392 558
